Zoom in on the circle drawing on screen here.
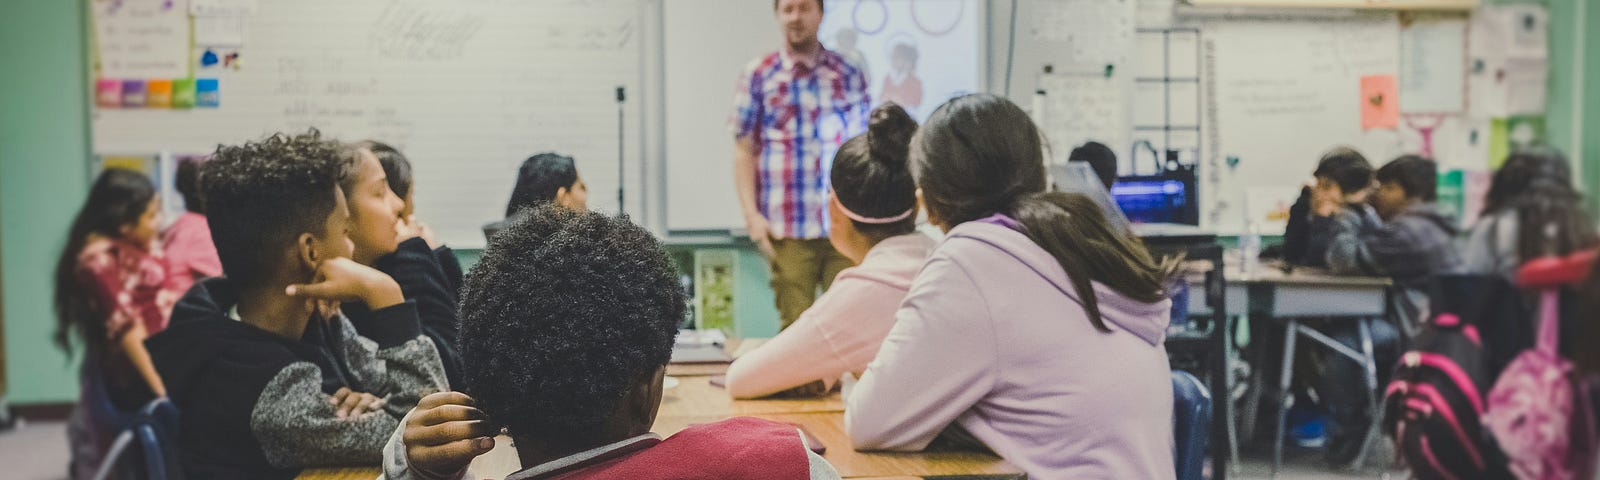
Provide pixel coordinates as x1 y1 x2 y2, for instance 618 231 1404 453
853 0 889 35
910 0 965 37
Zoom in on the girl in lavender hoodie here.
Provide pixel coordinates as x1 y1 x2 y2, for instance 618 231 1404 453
845 94 1180 479
725 102 935 399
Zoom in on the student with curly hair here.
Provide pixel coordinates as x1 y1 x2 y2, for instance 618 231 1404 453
381 204 840 480
145 130 446 477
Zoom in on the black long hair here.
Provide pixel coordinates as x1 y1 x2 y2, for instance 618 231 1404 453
360 140 413 199
1482 149 1597 261
831 102 918 242
53 168 157 355
505 153 578 218
912 94 1175 331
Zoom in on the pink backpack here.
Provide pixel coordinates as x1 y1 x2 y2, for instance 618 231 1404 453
1482 252 1599 480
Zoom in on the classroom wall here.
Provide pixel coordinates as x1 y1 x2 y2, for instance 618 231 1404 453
0 0 91 405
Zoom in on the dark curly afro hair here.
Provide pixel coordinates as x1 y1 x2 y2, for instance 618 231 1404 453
458 204 685 444
202 129 353 289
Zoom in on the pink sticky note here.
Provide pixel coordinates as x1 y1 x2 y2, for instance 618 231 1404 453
1361 75 1399 131
96 79 123 108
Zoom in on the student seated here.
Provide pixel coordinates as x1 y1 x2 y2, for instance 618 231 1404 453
363 140 465 295
337 140 466 388
483 152 588 240
1068 140 1118 191
163 157 223 296
56 168 182 479
843 94 1177 479
1279 148 1375 267
1322 155 1460 332
724 103 934 399
1297 155 1454 465
145 131 447 478
381 205 840 479
1462 149 1598 281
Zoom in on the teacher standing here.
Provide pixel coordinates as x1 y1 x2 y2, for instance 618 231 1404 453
731 0 871 329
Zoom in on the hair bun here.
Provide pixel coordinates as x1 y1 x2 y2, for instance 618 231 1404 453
867 103 917 169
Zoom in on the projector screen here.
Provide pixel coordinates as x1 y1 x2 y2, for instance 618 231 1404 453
818 0 985 121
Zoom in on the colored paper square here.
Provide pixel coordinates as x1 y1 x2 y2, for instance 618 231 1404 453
195 78 220 108
121 80 147 108
95 79 123 108
1360 75 1399 130
172 79 196 109
146 79 173 108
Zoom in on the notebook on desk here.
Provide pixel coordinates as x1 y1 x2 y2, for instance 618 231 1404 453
671 329 733 364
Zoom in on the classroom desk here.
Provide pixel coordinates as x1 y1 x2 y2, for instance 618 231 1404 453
300 358 1021 480
1185 264 1392 318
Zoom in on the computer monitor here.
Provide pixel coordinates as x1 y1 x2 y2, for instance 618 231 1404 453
1111 177 1191 224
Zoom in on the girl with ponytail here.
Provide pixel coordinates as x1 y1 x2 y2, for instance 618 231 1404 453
844 94 1179 479
724 103 936 399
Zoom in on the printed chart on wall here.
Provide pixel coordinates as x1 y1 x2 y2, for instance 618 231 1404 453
818 0 983 122
89 0 644 248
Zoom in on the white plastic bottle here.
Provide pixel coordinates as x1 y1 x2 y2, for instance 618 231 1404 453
1241 221 1262 278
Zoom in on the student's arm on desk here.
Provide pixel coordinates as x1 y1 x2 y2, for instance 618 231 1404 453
1322 208 1383 276
725 276 884 399
845 256 996 451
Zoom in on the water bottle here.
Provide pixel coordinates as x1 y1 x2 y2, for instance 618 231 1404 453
1241 221 1262 278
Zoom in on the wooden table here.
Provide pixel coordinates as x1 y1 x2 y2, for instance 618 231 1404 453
301 353 1022 480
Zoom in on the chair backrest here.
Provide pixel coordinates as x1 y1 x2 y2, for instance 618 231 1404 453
90 398 182 480
1171 370 1212 480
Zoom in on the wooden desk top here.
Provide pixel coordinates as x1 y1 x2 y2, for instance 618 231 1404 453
657 374 845 417
301 368 1017 479
653 413 1021 479
664 338 769 377
1184 260 1393 287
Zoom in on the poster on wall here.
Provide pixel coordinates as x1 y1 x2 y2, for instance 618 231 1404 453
818 0 984 121
92 0 192 79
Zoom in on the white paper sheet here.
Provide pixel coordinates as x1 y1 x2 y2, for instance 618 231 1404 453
194 15 245 47
1399 15 1466 113
92 0 191 79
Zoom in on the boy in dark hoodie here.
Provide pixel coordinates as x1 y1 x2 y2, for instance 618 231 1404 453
146 131 447 479
1311 155 1457 466
1279 148 1377 267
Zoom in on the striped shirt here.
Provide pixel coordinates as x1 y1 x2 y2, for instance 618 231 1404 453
730 48 870 240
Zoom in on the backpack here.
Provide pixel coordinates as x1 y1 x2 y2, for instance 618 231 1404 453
1383 274 1517 480
1482 252 1599 480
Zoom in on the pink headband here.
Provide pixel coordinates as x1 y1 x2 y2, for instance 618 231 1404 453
834 194 916 224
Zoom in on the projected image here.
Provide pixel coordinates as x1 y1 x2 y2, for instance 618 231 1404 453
820 0 983 121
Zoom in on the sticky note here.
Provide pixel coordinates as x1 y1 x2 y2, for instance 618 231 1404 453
121 80 147 108
172 79 196 109
96 79 123 108
146 79 173 108
1360 75 1399 130
196 79 220 108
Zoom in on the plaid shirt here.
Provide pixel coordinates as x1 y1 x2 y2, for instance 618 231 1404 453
730 48 870 239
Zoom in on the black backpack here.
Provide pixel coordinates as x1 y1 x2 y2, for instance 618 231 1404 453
1383 274 1526 479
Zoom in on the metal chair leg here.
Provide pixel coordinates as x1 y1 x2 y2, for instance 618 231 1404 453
1273 320 1300 477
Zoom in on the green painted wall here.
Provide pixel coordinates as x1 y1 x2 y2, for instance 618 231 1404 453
1 0 90 405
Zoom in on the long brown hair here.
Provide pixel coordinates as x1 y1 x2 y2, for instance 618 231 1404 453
912 93 1176 331
53 168 156 355
1482 149 1597 261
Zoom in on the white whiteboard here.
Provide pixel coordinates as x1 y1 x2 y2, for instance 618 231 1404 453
1204 13 1405 231
662 0 985 233
91 0 645 248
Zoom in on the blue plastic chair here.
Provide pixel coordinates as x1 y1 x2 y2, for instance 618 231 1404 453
91 398 181 480
1172 370 1212 480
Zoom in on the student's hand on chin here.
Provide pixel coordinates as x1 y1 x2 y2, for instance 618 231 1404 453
406 392 496 478
286 257 405 310
396 215 439 250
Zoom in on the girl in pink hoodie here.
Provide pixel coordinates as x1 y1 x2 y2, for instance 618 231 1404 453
725 102 935 399
845 94 1180 479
